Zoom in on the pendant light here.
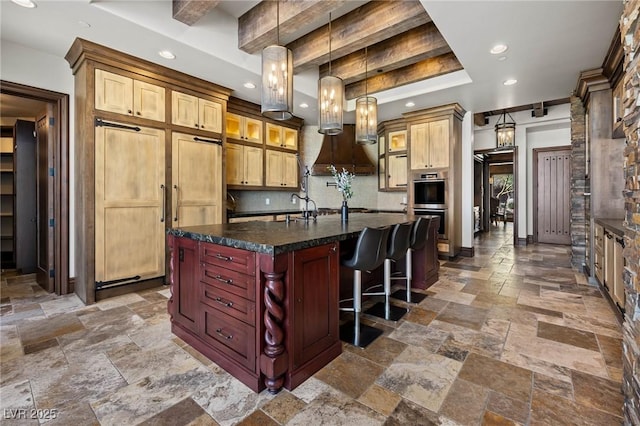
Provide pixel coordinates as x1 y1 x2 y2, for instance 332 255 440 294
495 110 516 148
318 12 344 135
355 47 377 144
261 0 293 121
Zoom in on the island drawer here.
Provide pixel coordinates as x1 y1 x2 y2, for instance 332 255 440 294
200 242 256 276
201 263 256 301
201 282 256 325
200 303 256 372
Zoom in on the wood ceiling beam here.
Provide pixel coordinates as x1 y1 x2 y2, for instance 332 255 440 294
238 1 348 54
474 113 488 127
288 0 431 72
319 23 449 85
344 52 462 100
172 0 220 26
532 102 545 118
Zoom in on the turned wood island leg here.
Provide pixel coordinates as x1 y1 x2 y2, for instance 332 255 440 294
259 254 289 394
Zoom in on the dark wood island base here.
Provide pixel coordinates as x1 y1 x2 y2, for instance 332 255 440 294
167 213 438 393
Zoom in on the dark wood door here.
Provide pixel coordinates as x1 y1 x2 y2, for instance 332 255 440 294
36 107 54 292
14 120 37 274
537 149 571 244
291 242 339 369
168 236 199 334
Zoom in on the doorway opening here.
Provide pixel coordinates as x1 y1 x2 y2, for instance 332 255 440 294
0 81 70 295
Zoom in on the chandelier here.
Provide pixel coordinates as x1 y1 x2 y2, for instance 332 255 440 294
355 47 377 144
495 110 516 148
318 12 343 135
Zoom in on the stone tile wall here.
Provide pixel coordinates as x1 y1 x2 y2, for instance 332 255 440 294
570 96 588 269
620 0 640 423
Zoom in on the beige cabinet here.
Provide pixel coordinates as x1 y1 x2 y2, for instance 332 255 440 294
410 118 449 169
226 113 262 144
388 154 408 189
388 130 407 153
594 223 604 284
171 91 222 133
613 235 625 308
171 132 223 227
227 143 263 187
266 150 298 188
95 69 165 122
266 123 298 150
95 122 166 286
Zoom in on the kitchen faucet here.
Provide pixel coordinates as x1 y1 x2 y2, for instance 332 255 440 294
290 155 317 222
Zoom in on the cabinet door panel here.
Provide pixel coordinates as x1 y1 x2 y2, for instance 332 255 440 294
388 154 407 188
133 80 165 122
244 146 264 186
95 69 132 115
429 119 449 168
283 127 298 150
283 153 299 187
95 124 165 284
169 236 199 334
226 143 244 185
226 113 242 140
244 117 263 144
171 91 199 129
266 123 282 148
265 150 283 187
410 123 429 169
172 132 222 227
199 98 222 133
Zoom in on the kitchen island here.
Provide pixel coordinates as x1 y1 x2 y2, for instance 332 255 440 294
167 213 439 393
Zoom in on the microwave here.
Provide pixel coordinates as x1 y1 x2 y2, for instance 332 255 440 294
413 176 446 209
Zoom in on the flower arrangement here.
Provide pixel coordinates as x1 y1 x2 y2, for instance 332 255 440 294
328 165 355 201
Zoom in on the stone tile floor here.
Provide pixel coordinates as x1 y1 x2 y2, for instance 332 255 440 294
0 225 624 425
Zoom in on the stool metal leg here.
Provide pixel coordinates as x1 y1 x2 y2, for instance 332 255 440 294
390 249 428 304
366 259 408 322
340 269 383 348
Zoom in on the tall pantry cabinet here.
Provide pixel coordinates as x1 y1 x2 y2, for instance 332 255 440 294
66 38 231 304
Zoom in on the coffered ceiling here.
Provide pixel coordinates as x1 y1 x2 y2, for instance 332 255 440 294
0 0 623 125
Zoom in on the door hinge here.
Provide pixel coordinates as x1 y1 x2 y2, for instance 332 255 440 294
49 269 55 278
49 167 55 176
49 117 55 126
49 218 54 227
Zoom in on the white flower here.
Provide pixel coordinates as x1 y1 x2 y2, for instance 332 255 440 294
328 165 355 201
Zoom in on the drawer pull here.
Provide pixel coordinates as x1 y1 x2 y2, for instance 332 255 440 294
215 297 233 308
215 253 233 261
215 328 233 340
214 275 233 285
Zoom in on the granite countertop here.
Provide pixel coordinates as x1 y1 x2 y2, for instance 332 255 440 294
170 213 420 255
228 208 404 219
594 218 625 236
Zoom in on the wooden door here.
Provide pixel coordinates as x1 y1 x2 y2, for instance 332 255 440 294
172 132 222 227
388 154 407 188
537 149 571 244
133 80 165 122
168 236 199 334
410 123 428 169
171 91 198 129
429 119 449 169
95 122 165 286
36 108 54 292
15 120 37 274
283 152 298 187
95 69 133 116
198 98 222 133
291 242 339 369
265 150 283 187
244 146 264 186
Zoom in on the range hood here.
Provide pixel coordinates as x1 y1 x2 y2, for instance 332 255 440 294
310 124 376 176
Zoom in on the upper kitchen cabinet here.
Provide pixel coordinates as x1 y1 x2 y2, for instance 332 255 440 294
409 119 449 170
377 119 408 191
172 91 223 133
226 143 264 187
265 150 298 188
266 123 298 151
226 113 262 144
95 69 165 122
66 37 231 304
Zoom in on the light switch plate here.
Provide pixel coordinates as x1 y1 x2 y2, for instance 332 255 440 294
265 198 270 205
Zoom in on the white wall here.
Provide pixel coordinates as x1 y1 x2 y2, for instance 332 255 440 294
1 40 76 276
461 111 474 248
473 104 571 241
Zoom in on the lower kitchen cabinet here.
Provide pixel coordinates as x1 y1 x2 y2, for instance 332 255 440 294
593 219 625 316
168 236 199 334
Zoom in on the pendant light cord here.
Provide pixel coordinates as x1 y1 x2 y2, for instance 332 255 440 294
276 0 280 46
328 13 332 74
364 47 368 98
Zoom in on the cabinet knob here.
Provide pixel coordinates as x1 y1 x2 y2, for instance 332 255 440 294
195 124 199 128
136 111 141 116
201 125 205 129
127 109 132 114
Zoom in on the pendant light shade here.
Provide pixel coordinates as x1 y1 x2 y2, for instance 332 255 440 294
261 1 293 121
495 110 516 148
355 48 377 144
318 13 343 135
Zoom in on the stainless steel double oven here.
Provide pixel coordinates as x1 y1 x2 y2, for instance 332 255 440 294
412 171 447 238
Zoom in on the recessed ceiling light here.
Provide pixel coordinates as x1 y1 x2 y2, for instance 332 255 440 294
405 101 415 108
243 82 256 89
299 103 309 109
77 20 91 28
158 50 175 59
11 0 36 8
503 79 518 86
497 56 507 62
490 44 508 55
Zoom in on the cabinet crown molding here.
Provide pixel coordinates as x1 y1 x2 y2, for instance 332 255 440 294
402 103 466 123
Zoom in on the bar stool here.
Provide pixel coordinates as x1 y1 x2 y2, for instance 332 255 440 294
339 225 390 348
365 221 413 321
390 216 432 304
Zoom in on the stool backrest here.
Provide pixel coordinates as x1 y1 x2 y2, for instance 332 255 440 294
343 226 391 271
387 222 413 261
410 217 432 250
